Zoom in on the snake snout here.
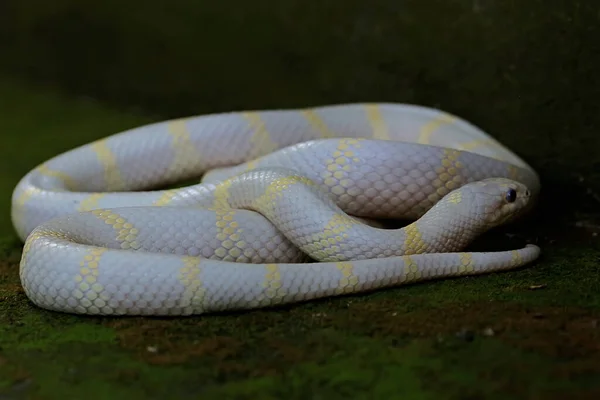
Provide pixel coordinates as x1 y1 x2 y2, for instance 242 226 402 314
473 178 532 226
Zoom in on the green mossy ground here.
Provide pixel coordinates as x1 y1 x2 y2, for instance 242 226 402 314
1 1 600 398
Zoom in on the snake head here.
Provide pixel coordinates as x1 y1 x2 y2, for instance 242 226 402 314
453 178 533 229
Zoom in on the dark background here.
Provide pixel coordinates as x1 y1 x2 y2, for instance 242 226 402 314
3 0 598 194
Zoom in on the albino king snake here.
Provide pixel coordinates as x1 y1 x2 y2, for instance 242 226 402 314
11 103 541 316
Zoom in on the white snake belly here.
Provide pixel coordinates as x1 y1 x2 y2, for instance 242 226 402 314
11 103 541 316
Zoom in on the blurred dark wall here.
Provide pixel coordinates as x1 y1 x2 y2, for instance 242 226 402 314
0 0 597 177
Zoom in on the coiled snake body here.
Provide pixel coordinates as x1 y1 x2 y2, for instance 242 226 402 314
11 103 541 316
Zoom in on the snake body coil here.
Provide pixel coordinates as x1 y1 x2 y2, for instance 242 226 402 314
11 103 541 316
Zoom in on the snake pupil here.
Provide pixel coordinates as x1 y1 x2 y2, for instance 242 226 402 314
505 189 517 203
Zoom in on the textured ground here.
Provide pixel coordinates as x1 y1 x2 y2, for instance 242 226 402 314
1 0 599 398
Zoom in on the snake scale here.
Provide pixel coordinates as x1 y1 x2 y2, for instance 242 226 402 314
11 103 541 316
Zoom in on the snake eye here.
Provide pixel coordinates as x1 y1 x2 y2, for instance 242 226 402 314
505 188 517 203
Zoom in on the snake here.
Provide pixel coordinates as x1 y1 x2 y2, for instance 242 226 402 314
11 103 541 316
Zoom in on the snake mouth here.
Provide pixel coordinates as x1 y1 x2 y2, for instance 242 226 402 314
495 196 531 226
